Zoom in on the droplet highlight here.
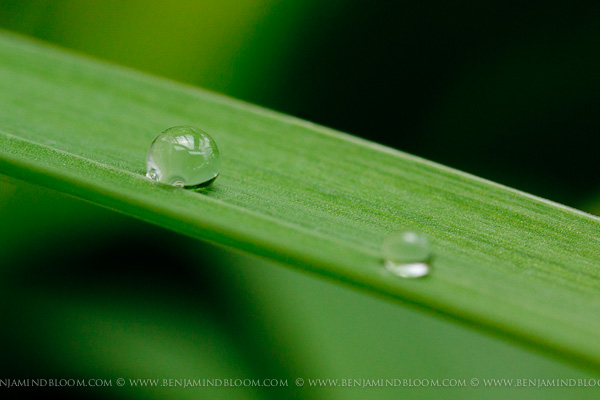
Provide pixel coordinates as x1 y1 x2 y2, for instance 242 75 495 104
146 126 221 188
382 231 431 278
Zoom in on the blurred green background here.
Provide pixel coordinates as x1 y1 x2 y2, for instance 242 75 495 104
1 1 600 399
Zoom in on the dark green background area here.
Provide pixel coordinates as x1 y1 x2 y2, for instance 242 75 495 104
1 2 599 399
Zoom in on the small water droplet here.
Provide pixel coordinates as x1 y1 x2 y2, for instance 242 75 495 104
146 126 221 188
382 231 431 278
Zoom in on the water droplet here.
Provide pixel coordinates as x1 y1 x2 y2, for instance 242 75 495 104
146 126 221 188
382 231 431 278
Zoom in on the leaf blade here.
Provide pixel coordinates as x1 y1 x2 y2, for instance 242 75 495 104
2 31 600 368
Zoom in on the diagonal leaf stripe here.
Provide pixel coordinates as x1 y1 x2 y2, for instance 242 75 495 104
2 32 600 369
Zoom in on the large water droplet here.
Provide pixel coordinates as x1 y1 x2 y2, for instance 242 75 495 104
146 126 221 188
382 231 431 278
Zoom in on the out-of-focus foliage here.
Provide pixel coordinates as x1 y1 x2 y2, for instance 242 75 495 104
0 0 322 110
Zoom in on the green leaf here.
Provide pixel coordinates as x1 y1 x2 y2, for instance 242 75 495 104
1 31 600 369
